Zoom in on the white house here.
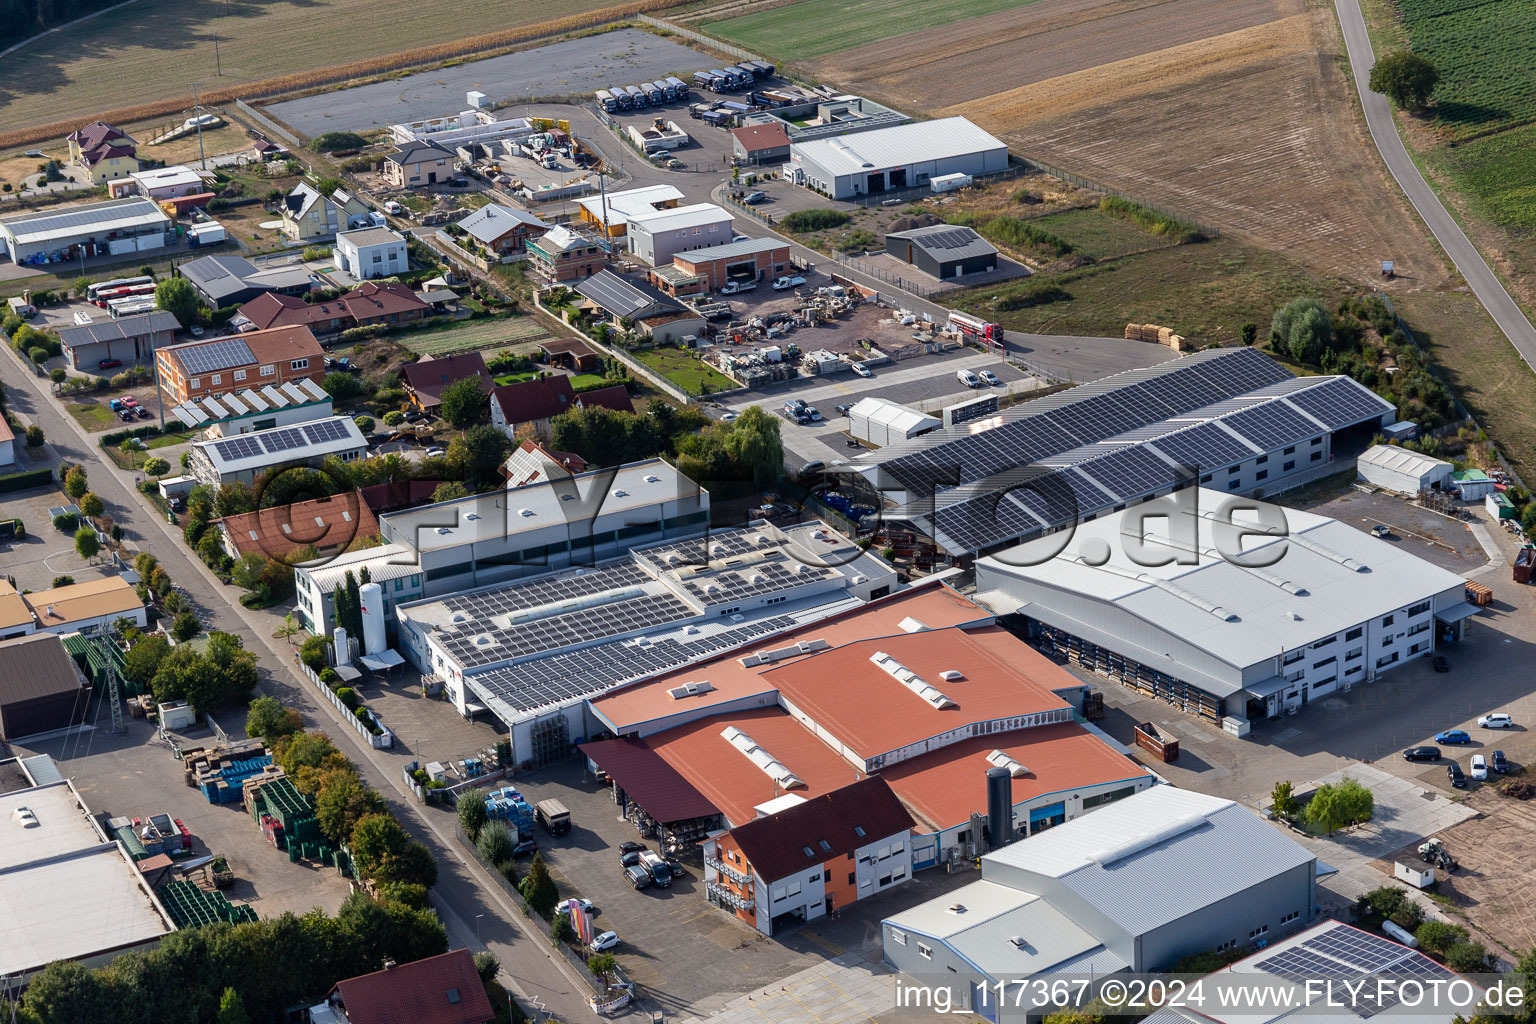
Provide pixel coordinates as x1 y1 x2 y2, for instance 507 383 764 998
625 204 734 267
335 227 408 280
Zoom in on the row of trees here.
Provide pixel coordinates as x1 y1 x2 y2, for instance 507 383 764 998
17 891 448 1024
549 403 783 489
1269 777 1375 835
121 626 255 711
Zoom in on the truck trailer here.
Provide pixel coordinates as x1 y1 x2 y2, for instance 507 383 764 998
535 798 571 835
595 89 617 112
665 76 689 100
625 85 647 107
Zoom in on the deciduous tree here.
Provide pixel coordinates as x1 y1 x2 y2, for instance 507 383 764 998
154 276 200 328
1369 51 1440 112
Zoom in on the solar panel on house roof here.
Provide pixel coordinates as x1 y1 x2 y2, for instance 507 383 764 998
176 338 255 375
211 435 263 463
262 427 308 454
1283 377 1391 430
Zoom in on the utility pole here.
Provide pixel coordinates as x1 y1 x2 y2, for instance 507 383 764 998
192 83 206 169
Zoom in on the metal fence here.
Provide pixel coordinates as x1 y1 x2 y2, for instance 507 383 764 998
826 255 952 299
635 14 765 62
233 99 303 150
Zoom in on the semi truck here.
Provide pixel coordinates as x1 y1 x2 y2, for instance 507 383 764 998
625 85 647 107
535 798 571 835
595 89 618 112
609 85 632 110
665 76 689 100
641 81 665 105
693 70 721 90
651 80 673 102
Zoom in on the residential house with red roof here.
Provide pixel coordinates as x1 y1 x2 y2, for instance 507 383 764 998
66 121 139 183
238 281 431 337
489 375 577 441
216 490 378 562
311 948 492 1024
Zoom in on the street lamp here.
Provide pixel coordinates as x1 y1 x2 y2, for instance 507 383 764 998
475 913 485 946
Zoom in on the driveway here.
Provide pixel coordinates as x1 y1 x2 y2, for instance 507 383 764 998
1334 0 1536 373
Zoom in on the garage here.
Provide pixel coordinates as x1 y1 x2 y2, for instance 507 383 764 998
886 224 999 280
0 633 91 740
1356 444 1452 494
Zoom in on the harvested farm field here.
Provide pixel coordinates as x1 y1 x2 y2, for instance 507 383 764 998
0 0 666 139
700 0 1043 63
808 0 1448 288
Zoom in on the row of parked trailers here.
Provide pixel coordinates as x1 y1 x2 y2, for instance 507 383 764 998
692 60 775 92
597 77 690 112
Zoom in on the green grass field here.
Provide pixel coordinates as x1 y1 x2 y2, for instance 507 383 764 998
1016 207 1184 261
702 0 1041 61
1429 123 1536 231
953 235 1352 348
632 347 736 396
66 403 118 433
397 317 550 356
1400 0 1536 140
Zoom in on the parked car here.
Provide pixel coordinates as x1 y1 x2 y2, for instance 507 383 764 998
1402 746 1441 762
1435 730 1472 745
121 395 139 407
590 931 621 952
1493 749 1510 773
1478 713 1514 728
623 864 651 889
384 200 404 215
1433 655 1450 672
512 839 537 858
570 898 596 914
800 460 825 476
404 410 425 422
742 190 766 204
136 406 152 419
1470 754 1488 781
98 358 122 370
667 159 685 170
1371 524 1391 538
806 407 822 421
168 496 186 513
118 409 136 422
772 275 807 291
1447 762 1467 789
719 411 737 422
618 842 645 856
424 446 446 458
957 369 981 388
851 363 872 378
788 398 807 411
835 404 851 415
620 851 643 868
978 369 1001 386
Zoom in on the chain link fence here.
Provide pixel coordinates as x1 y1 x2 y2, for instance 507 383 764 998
635 14 765 62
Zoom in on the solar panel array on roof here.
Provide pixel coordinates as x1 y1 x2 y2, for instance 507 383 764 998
263 427 308 453
440 563 652 621
1220 402 1325 452
211 434 263 463
440 593 695 668
468 615 798 715
679 558 837 606
175 338 256 375
1283 377 1392 430
1252 923 1451 1019
1147 421 1258 472
204 417 360 468
303 418 352 445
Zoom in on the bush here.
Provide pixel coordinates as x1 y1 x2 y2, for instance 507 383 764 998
477 822 515 866
1445 940 1488 972
25 424 43 447
52 512 78 532
996 283 1072 311
1099 196 1203 242
383 410 406 427
978 215 1073 256
323 372 365 400
781 208 850 232
1360 886 1410 920
334 686 360 709
311 132 368 152
458 790 488 843
319 667 339 685
171 611 202 642
1415 921 1466 956
27 346 48 364
207 198 231 213
300 635 328 672
51 575 75 588
353 415 375 433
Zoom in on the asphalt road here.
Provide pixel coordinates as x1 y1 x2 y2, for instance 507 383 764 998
1334 0 1536 374
0 349 603 1023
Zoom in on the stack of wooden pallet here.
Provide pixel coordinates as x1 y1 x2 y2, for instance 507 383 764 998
1123 323 1186 350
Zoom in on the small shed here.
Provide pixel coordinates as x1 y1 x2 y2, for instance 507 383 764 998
1453 469 1498 502
849 397 941 447
1356 444 1451 494
885 224 998 280
1487 491 1516 520
1382 420 1417 441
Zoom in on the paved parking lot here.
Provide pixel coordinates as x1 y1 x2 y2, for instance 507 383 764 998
1304 486 1488 574
265 30 721 135
1 485 123 590
13 716 355 920
602 104 736 176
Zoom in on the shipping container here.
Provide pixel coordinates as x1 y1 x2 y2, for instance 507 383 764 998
1133 722 1180 762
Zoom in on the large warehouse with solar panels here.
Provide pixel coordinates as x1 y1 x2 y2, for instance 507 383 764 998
186 415 366 486
394 520 897 765
882 786 1320 1019
853 348 1397 559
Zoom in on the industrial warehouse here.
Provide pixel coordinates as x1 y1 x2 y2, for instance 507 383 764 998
882 786 1320 1019
854 347 1396 558
785 116 1009 198
581 583 1155 934
974 492 1478 725
395 518 898 764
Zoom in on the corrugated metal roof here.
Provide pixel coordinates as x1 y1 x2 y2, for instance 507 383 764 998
626 203 733 236
579 736 720 822
1 197 169 244
977 492 1469 672
673 236 786 265
791 117 1006 176
983 787 1314 935
1357 444 1449 477
57 310 181 348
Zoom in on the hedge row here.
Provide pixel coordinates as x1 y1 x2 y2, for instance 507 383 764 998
0 468 53 493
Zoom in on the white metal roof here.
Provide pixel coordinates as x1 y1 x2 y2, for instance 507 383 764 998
850 397 940 436
131 165 205 190
625 203 732 236
0 197 170 244
1357 444 1450 478
0 781 173 976
977 490 1468 671
383 459 702 553
193 415 366 474
575 184 683 227
300 543 422 592
674 236 785 264
791 116 1006 176
983 786 1314 935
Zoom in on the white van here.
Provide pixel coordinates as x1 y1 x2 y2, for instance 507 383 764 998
957 369 981 388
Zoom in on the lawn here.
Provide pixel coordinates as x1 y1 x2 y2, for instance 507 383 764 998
396 316 551 356
1021 207 1185 261
569 373 610 391
493 372 537 386
702 0 1043 62
66 402 118 432
631 347 736 396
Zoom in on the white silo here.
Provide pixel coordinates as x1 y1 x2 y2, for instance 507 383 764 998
359 582 386 656
332 626 351 666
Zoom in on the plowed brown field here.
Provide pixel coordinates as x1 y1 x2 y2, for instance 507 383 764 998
810 0 1447 287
